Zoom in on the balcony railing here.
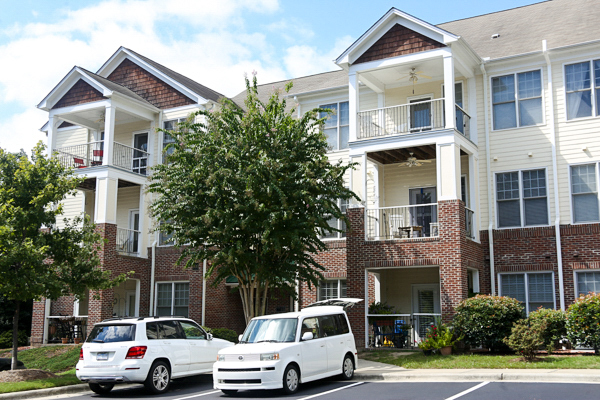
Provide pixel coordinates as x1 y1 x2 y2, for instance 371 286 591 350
116 227 140 255
53 141 150 176
365 204 439 240
465 207 475 239
368 312 441 348
357 99 471 140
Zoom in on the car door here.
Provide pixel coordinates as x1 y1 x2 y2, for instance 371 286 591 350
179 320 214 372
319 315 342 373
158 320 190 375
299 317 327 378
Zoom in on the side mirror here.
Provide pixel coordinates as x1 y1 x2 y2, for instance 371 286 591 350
207 333 213 340
238 334 243 342
301 331 314 341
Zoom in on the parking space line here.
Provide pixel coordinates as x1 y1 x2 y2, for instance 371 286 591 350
444 381 490 400
297 382 365 400
173 389 221 400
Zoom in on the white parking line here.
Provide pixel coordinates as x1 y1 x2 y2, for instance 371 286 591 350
297 382 365 400
444 381 490 400
173 389 222 400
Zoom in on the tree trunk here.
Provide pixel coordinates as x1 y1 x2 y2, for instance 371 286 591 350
239 282 270 325
11 300 20 371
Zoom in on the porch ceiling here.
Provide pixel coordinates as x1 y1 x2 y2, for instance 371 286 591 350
79 177 139 191
368 145 467 164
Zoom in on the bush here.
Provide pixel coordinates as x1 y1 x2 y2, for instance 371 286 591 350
567 293 600 351
418 318 460 350
0 330 28 349
528 308 567 353
504 318 546 361
202 326 238 343
453 295 524 351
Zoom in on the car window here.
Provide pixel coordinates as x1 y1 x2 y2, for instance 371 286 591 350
319 315 338 337
146 322 159 340
159 321 185 339
180 321 206 340
336 314 350 334
87 324 136 343
301 317 321 339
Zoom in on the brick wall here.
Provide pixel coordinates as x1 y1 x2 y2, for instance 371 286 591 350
52 79 106 109
30 300 46 346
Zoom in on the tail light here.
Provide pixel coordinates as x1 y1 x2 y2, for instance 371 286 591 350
79 348 84 360
125 346 147 359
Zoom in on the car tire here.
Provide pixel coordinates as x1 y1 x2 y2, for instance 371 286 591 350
340 354 354 380
88 383 114 394
144 360 171 394
282 364 300 394
221 389 238 395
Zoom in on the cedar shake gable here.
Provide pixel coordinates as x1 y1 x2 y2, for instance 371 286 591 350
354 23 445 64
51 79 107 109
107 58 196 109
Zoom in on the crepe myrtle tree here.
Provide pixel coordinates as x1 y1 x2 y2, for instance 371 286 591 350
0 143 129 370
149 74 358 323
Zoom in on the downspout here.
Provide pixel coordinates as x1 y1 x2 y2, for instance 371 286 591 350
480 62 496 295
543 40 566 310
149 240 157 316
202 259 207 326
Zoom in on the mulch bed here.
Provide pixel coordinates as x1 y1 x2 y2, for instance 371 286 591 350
0 369 57 383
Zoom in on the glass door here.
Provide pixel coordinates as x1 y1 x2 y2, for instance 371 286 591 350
412 284 441 341
409 187 437 237
410 98 432 132
132 133 148 175
129 210 140 254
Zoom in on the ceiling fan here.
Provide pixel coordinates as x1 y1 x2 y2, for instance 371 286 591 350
400 152 433 168
397 67 432 93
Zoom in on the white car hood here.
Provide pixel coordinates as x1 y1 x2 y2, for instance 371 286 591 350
218 342 296 355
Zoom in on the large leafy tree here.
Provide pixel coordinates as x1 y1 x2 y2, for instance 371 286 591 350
0 143 127 369
150 75 357 323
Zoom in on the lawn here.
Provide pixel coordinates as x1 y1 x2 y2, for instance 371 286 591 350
0 370 80 394
361 350 600 369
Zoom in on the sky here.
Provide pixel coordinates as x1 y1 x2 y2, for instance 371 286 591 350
0 0 543 153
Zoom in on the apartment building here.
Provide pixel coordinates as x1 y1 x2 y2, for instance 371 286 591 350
32 0 600 349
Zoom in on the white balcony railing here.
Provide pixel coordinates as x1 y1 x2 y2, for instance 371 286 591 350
53 141 150 176
116 227 140 255
365 204 439 240
357 99 470 140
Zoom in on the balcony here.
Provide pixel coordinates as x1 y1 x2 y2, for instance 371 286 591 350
357 99 470 140
116 227 140 256
366 204 439 241
54 141 149 176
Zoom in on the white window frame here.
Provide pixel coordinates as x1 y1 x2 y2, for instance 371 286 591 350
495 167 550 229
568 161 600 224
498 271 556 315
162 118 186 164
154 281 190 317
490 68 545 131
318 279 347 301
563 58 600 121
574 269 600 298
319 101 349 152
320 197 348 240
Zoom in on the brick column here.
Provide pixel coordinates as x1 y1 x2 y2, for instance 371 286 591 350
346 207 366 347
30 300 47 346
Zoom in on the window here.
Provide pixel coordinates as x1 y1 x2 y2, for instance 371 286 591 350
162 118 186 163
576 271 600 297
155 282 189 317
158 220 175 246
179 321 206 340
318 279 347 301
492 70 542 129
571 164 599 223
564 60 600 120
320 102 349 151
499 272 555 314
496 169 548 228
321 197 349 239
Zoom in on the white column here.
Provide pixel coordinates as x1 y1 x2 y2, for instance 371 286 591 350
469 154 480 241
362 152 368 206
47 116 59 154
102 105 116 166
43 299 51 344
147 119 156 169
94 177 118 224
134 280 141 317
138 185 146 257
467 76 477 143
436 143 461 200
349 72 360 142
377 93 385 135
443 52 456 130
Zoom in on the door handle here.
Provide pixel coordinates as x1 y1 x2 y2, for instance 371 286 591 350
320 345 325 348
163 341 171 345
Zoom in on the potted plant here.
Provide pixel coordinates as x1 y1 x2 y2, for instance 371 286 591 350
431 319 461 356
61 337 69 344
417 338 434 355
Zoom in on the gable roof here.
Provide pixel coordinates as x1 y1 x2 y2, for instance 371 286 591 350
79 67 156 107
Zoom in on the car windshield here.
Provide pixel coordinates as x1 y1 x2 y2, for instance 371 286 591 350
241 318 298 343
87 324 136 343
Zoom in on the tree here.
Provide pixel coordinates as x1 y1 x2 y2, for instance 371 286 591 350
0 143 128 370
150 74 357 323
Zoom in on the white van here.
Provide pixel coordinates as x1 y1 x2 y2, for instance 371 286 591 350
213 299 361 395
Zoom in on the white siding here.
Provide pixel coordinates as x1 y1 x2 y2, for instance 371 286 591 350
55 127 89 149
116 186 141 230
56 191 84 229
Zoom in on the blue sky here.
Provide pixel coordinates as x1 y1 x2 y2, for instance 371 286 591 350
0 0 542 153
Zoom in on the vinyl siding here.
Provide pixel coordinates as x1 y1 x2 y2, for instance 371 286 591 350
56 191 84 229
54 127 89 149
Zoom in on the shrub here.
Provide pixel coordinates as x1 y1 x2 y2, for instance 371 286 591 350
0 330 28 349
528 308 567 353
202 326 239 343
453 295 524 351
566 293 600 352
418 318 460 350
504 318 546 361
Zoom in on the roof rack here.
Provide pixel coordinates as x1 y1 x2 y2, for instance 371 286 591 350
100 317 139 322
135 316 188 321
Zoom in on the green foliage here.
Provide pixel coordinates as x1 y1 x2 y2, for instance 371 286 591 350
418 319 460 350
202 326 239 343
149 75 357 322
2 345 81 373
453 295 524 351
504 318 546 361
0 330 27 348
567 293 600 350
0 371 80 394
528 308 567 353
368 302 397 314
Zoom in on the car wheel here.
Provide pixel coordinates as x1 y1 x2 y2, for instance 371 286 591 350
341 354 354 380
144 360 171 394
88 383 114 394
282 364 300 394
221 389 238 395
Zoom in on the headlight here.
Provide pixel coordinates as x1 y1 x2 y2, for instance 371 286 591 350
260 353 280 361
217 355 225 362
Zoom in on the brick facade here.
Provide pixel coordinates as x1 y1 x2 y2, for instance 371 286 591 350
52 79 106 109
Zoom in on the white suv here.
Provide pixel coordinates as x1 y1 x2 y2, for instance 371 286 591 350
213 299 361 395
76 316 234 394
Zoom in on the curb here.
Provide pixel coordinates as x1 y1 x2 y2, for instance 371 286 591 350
0 384 90 400
354 371 600 383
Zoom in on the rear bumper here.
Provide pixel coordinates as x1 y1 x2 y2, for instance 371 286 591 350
76 361 151 384
78 375 132 384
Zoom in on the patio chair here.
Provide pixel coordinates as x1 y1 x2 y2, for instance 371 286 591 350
91 149 103 166
73 157 86 168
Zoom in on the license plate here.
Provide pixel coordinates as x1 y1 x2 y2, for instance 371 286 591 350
96 352 108 361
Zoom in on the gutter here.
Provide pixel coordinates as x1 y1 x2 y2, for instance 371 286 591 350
149 240 157 316
543 40 566 310
480 62 496 295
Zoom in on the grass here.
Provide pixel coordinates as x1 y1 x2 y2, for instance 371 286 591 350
3 345 82 373
0 369 81 394
361 350 600 369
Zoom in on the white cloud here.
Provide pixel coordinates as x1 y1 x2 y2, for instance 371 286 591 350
0 108 47 154
283 35 353 78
